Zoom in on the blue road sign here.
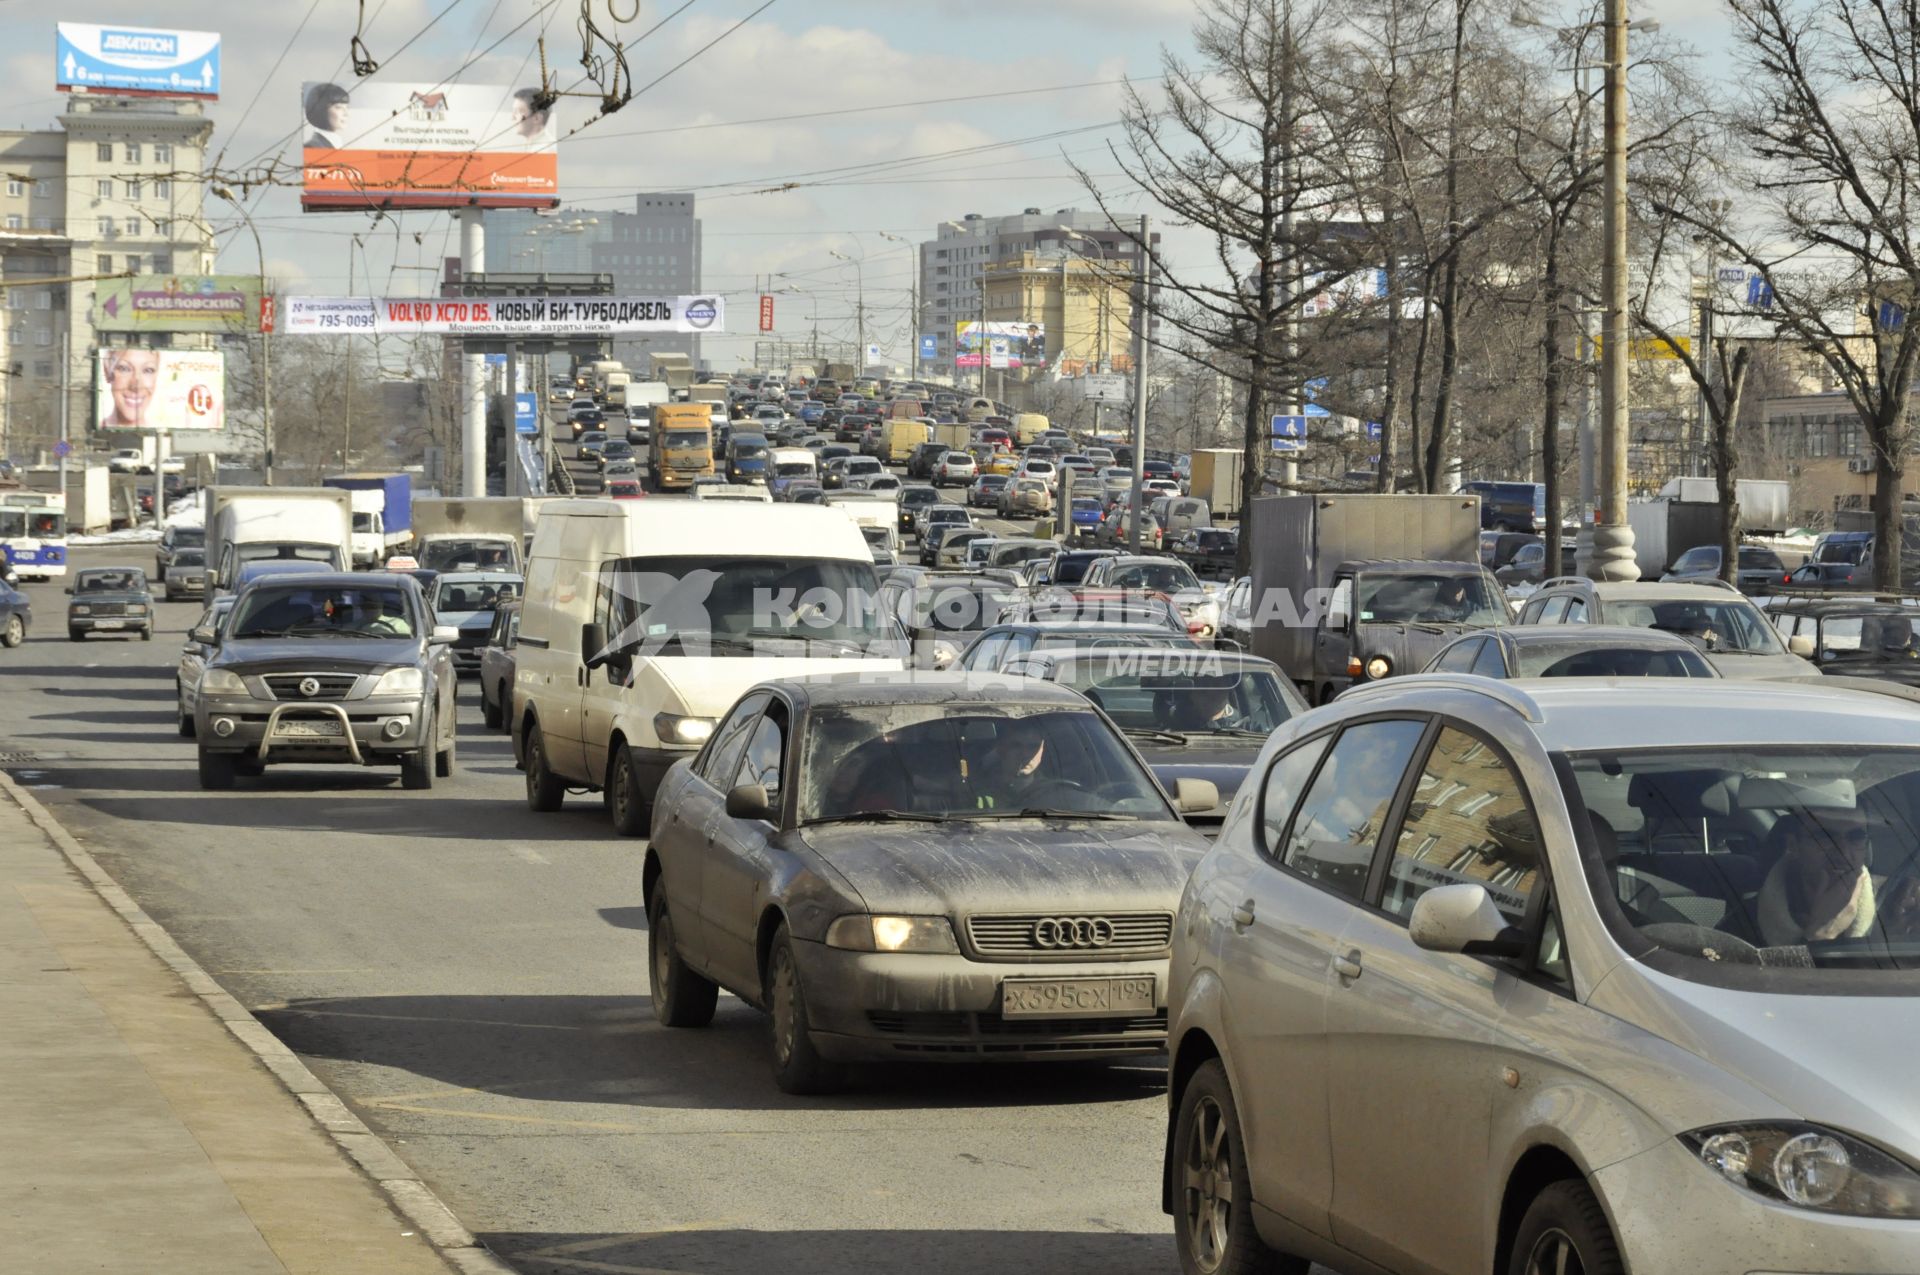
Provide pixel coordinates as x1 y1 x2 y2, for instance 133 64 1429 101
57 24 221 99
514 393 538 435
1271 414 1309 453
1365 421 1383 440
918 334 938 361
1746 275 1774 310
53 440 72 458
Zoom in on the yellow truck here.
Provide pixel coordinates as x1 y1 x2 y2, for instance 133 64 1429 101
648 404 715 492
880 418 930 464
1013 412 1051 446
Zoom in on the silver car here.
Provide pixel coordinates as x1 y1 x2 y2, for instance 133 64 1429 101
1166 675 1920 1275
1515 579 1819 680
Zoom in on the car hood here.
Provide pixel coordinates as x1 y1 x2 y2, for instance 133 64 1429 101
1588 960 1920 1154
793 820 1206 917
1703 650 1820 681
70 590 150 605
211 636 425 673
1356 621 1493 675
1813 656 1920 685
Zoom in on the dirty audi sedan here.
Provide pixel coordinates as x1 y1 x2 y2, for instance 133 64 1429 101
644 672 1216 1093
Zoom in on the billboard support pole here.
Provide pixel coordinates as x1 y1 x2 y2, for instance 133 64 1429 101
461 209 487 498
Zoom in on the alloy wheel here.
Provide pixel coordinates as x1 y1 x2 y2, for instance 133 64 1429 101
1525 1228 1585 1275
1182 1093 1232 1273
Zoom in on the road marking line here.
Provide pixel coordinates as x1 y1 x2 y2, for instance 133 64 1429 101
511 845 551 865
258 1006 584 1031
360 1101 650 1132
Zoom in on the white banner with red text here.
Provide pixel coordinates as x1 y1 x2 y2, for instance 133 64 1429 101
283 295 724 336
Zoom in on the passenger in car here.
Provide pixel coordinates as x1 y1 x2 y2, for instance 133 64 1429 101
1755 812 1877 944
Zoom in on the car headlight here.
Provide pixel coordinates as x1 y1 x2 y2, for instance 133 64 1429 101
1682 1123 1920 1218
654 712 716 745
1365 655 1392 680
372 667 425 695
824 915 959 953
200 669 249 696
128 604 149 615
71 604 92 615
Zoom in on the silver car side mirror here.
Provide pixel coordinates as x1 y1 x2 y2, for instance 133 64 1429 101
1174 777 1220 815
429 624 460 646
1788 634 1816 659
1407 883 1527 958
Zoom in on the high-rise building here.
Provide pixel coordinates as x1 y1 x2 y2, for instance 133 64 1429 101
916 207 1152 371
486 193 704 372
0 96 214 458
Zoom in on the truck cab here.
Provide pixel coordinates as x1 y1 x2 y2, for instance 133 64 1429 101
649 405 716 491
1312 560 1507 703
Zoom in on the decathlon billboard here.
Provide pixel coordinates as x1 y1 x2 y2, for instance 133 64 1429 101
57 25 221 99
300 81 558 211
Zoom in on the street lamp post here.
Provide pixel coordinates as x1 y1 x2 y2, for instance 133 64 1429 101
1593 0 1638 581
213 186 272 484
830 249 866 373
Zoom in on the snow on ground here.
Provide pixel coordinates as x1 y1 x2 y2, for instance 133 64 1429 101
70 526 161 546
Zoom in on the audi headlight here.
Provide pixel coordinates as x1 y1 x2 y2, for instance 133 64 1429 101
200 669 249 696
824 915 959 954
1365 655 1392 680
71 604 91 615
654 713 716 746
1682 1123 1920 1218
372 667 425 695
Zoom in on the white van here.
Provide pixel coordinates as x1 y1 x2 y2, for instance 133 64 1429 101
513 500 904 834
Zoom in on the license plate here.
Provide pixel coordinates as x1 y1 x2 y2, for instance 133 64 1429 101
1002 976 1155 1018
94 619 125 630
275 719 345 738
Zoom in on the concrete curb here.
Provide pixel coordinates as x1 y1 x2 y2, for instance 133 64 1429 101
0 770 518 1275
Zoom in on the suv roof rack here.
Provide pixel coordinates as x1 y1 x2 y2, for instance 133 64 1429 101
1536 576 1590 590
1335 674 1545 723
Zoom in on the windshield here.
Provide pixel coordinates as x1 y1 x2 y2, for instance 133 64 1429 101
1605 596 1784 655
1739 547 1784 570
78 570 144 592
663 430 708 449
1511 642 1715 677
1565 747 1920 990
905 584 1015 633
229 585 414 639
172 550 206 567
733 441 768 459
1817 613 1920 661
1108 561 1201 594
5 511 68 538
1065 655 1297 736
1358 573 1506 625
432 579 522 612
421 540 515 572
170 528 205 548
1817 538 1870 566
237 543 340 567
775 462 814 477
599 554 885 656
800 705 1175 823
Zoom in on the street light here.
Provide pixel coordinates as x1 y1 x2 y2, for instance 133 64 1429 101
212 185 273 484
829 249 866 371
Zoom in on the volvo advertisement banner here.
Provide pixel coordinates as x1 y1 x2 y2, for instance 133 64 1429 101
57 24 221 99
300 81 559 211
284 295 724 336
95 349 226 432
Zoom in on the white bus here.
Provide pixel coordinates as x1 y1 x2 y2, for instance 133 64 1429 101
0 491 68 580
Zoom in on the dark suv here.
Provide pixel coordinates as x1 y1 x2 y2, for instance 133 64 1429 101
1460 480 1545 532
190 573 459 791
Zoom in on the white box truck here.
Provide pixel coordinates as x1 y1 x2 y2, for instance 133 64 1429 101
412 496 541 574
204 487 354 593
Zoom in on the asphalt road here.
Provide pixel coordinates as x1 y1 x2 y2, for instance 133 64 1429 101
0 464 1239 1274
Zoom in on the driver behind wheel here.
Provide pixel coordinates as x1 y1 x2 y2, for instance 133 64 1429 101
1756 811 1878 944
963 716 1048 811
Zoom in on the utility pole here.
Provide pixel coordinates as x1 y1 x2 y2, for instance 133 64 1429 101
1591 0 1638 579
57 330 68 489
1127 215 1152 553
979 232 991 396
461 208 487 498
212 188 273 484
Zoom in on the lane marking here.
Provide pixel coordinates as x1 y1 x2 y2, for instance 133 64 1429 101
251 1005 584 1031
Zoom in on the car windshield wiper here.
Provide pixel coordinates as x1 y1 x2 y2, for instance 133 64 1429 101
962 808 1139 821
282 624 392 638
1197 726 1272 738
802 809 947 825
1123 726 1191 745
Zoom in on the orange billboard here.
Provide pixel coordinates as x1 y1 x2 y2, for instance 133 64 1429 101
300 81 558 211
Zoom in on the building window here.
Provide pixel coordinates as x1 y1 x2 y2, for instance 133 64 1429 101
125 217 141 236
97 217 114 237
98 255 112 273
33 361 51 378
97 179 112 199
154 179 171 198
5 180 19 198
6 293 23 310
96 142 112 162
33 180 49 198
127 181 142 200
125 142 141 162
155 143 172 164
35 330 49 346
32 217 51 231
4 215 17 230
125 255 141 274
153 253 172 273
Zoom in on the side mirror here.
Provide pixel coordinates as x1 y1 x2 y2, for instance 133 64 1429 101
429 624 459 646
1788 634 1816 659
64 585 74 594
189 626 217 645
725 783 774 822
1174 777 1221 815
581 621 610 668
1407 883 1527 958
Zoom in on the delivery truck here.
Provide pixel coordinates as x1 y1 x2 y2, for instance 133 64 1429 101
1187 448 1245 520
1245 492 1495 702
204 486 354 593
322 473 413 567
412 497 541 574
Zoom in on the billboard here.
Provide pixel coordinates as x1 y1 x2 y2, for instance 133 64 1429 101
300 82 558 212
284 295 723 336
95 349 225 432
93 275 263 334
955 320 1046 369
57 24 221 99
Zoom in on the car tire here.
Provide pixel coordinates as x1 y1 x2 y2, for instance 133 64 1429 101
1507 1180 1623 1275
197 748 236 791
177 684 195 738
435 727 456 778
524 722 565 812
649 891 718 1028
141 626 152 642
401 734 434 790
2 614 22 647
481 684 503 730
608 743 650 837
69 629 84 642
1172 1060 1306 1275
766 923 840 1095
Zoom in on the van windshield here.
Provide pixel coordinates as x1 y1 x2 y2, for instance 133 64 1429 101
598 555 888 657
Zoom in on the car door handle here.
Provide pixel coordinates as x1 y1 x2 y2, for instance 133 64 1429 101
1333 950 1364 981
1230 899 1256 928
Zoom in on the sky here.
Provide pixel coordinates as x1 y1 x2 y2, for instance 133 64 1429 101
1 0 1738 369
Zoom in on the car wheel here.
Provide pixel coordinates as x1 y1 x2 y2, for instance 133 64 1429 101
524 722 565 812
177 684 195 738
141 626 152 642
649 891 718 1028
435 727 456 778
197 748 236 791
1174 1060 1307 1275
1507 1180 1623 1275
766 923 840 1095
1 614 22 648
608 743 649 837
400 729 435 790
481 684 503 730
69 629 84 642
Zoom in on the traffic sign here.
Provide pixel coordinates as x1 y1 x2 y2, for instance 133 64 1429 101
1365 421 1382 440
1271 414 1309 453
53 440 72 458
1084 373 1128 403
918 334 938 362
513 393 538 435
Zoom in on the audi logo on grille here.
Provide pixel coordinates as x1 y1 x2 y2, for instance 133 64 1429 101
298 677 322 698
1032 917 1115 948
